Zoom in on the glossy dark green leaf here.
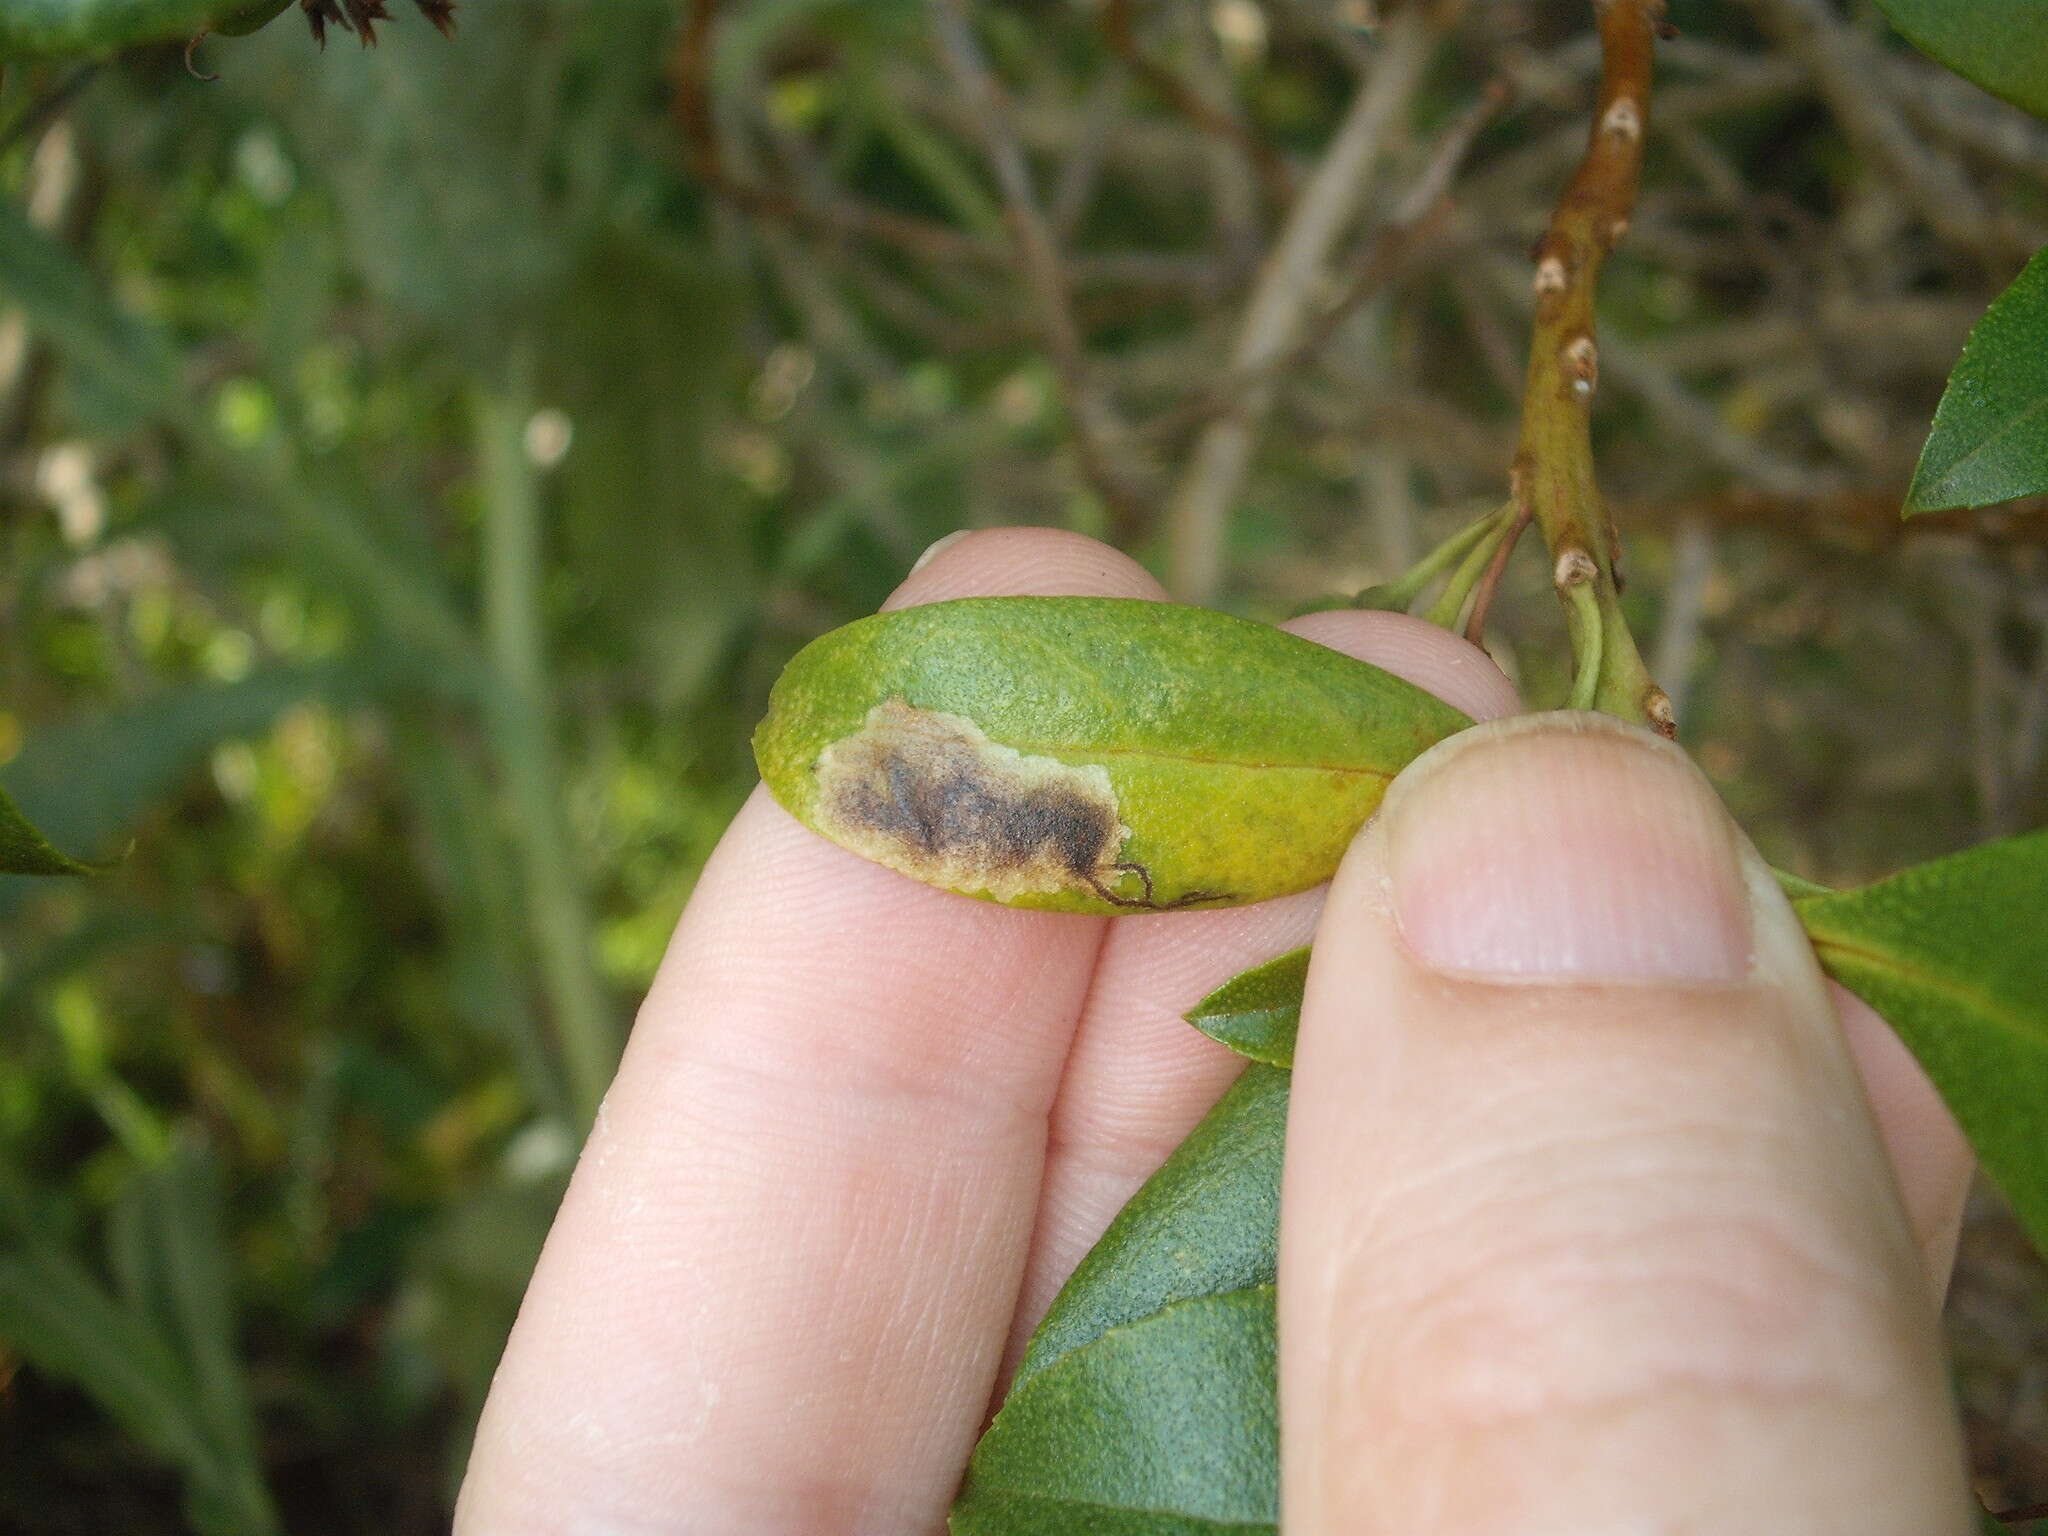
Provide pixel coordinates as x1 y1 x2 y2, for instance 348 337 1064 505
1014 1065 1287 1391
0 784 100 876
1797 828 2048 1254
1872 0 2048 121
1183 950 1309 1068
956 1067 1286 1533
1906 246 2048 513
754 597 1471 915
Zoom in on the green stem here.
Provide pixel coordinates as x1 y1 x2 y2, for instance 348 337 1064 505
1513 0 1674 735
1565 581 1602 709
1380 504 1506 611
475 345 618 1130
1421 506 1514 629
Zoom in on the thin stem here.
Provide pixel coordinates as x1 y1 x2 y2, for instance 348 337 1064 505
1424 506 1517 629
476 345 618 1130
1164 4 1438 602
1515 0 1674 734
928 0 1150 531
1102 0 1295 208
1372 504 1506 610
1565 580 1603 709
1462 501 1532 645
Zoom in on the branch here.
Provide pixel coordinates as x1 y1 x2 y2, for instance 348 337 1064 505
1741 0 2022 263
1150 75 1507 447
1515 0 1673 734
928 0 1150 531
673 0 999 267
1102 0 1296 208
1164 3 1440 601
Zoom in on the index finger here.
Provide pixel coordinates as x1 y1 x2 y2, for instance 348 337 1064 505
458 529 1161 1535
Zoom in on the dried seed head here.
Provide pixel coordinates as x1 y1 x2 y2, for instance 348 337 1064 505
1602 97 1642 142
1533 255 1569 295
1554 549 1598 588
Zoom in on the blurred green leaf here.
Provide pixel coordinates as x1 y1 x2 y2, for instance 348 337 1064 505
0 1146 281 1536
955 1067 1287 1533
0 194 179 429
545 236 752 708
225 2 621 349
0 667 365 867
1873 0 2048 120
0 0 233 59
1183 948 1307 1068
1908 246 2048 513
0 783 101 876
755 597 1471 914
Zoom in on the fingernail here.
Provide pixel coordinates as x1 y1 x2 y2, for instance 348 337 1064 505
911 529 969 573
1386 714 1749 982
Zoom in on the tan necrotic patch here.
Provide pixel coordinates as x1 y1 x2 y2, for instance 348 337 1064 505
811 697 1143 904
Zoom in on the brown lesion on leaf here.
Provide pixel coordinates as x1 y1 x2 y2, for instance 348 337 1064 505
812 697 1226 911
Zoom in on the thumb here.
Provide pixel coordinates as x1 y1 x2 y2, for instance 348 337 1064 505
1278 712 1972 1534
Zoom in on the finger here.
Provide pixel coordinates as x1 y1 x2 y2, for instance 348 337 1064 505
458 528 1162 1536
1834 983 1973 1287
1281 713 1972 1533
1005 612 1519 1362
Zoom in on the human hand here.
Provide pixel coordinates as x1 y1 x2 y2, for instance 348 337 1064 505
457 528 1976 1534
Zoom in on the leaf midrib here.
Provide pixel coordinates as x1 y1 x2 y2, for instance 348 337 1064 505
1027 740 1395 780
1808 928 2047 1049
1918 385 2048 506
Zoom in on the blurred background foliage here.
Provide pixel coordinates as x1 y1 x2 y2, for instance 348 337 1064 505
0 0 2044 1529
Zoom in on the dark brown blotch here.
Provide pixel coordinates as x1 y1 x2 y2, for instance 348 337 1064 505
812 698 1224 910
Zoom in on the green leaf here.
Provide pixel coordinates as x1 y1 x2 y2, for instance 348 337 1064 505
1872 0 2048 121
953 1289 1279 1536
754 597 1471 915
0 783 101 876
1183 950 1309 1068
0 0 234 58
1907 245 2048 513
1015 1066 1287 1391
1796 829 2048 1255
956 1067 1286 1533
